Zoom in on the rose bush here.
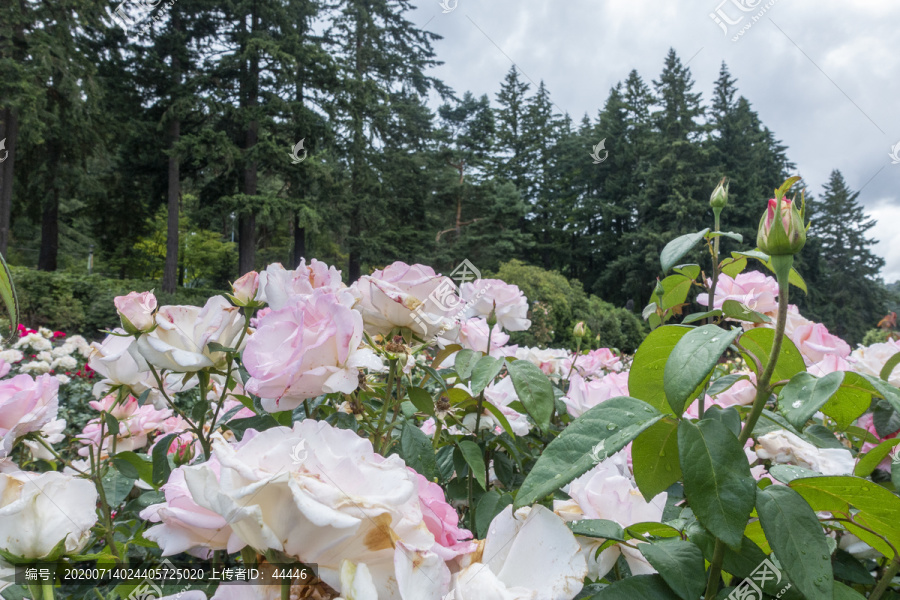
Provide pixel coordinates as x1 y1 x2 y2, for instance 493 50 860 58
1 177 899 600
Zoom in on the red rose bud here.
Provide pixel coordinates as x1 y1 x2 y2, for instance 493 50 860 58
757 197 806 256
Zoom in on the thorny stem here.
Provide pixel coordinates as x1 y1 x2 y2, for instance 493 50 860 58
90 421 123 566
374 358 398 454
701 212 723 419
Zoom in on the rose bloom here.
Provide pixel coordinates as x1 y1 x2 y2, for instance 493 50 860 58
136 296 245 373
849 339 900 387
0 374 59 457
696 271 779 316
563 372 630 419
0 359 8 379
0 349 23 364
411 471 476 560
0 470 98 559
230 271 260 305
460 376 532 437
141 457 240 558
457 317 513 358
809 354 852 377
564 347 622 379
258 259 348 310
856 412 900 471
755 430 854 475
77 394 172 456
14 332 52 352
514 347 571 379
445 505 586 600
182 420 456 599
114 291 158 332
554 452 666 579
23 418 66 461
243 290 380 412
783 308 850 365
460 279 532 332
354 261 459 339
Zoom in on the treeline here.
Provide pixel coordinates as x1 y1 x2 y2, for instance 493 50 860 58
0 0 890 343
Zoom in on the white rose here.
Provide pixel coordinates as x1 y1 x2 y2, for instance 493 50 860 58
136 296 245 373
849 339 900 387
461 279 532 332
0 350 23 364
0 471 98 559
755 429 855 475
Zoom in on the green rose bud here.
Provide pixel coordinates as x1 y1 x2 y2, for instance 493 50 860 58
710 177 729 210
757 197 806 256
573 321 586 339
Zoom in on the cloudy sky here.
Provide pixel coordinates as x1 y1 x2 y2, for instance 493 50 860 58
408 0 900 282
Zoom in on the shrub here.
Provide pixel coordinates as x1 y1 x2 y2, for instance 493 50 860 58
8 267 222 340
492 260 645 352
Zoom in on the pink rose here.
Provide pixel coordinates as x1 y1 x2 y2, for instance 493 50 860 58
114 291 158 333
564 348 622 379
857 413 900 471
697 272 779 316
563 372 630 419
457 318 512 358
243 290 380 412
809 354 852 377
77 394 172 456
140 458 241 558
0 374 59 457
782 307 850 365
258 259 347 310
461 279 531 332
354 261 459 339
230 271 260 305
411 471 475 560
0 359 8 378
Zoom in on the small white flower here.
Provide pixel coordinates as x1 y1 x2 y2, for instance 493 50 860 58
19 361 52 375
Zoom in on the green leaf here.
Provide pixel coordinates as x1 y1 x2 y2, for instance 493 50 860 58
638 540 706 600
673 264 700 280
873 398 900 437
506 359 554 430
833 581 868 600
589 574 681 599
111 451 153 485
481 400 516 438
739 326 806 388
400 422 437 480
457 440 487 490
224 414 280 440
475 491 512 538
821 372 874 429
407 386 435 416
152 433 177 486
721 299 771 323
515 397 663 508
893 459 900 493
136 388 151 406
860 374 900 415
629 326 692 414
454 349 480 380
633 418 681 501
567 518 626 541
853 439 900 477
704 405 741 437
207 341 237 354
0 252 19 341
790 475 900 557
777 371 845 428
664 324 740 415
660 229 710 273
831 549 876 585
678 419 756 547
881 351 900 382
720 256 747 278
471 356 504 396
757 485 834 600
708 373 750 397
768 464 823 484
104 412 121 436
625 522 683 539
706 231 744 243
101 467 136 508
660 274 693 311
803 423 844 449
681 310 722 324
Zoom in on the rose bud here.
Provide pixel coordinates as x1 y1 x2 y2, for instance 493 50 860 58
114 291 157 334
229 271 261 306
757 197 806 256
573 321 586 339
710 177 729 210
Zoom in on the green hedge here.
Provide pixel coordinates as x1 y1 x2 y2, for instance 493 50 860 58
8 267 223 340
492 260 646 352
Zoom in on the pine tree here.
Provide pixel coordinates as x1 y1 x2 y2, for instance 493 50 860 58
804 170 887 342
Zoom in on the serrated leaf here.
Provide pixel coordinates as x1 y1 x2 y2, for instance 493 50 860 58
506 359 554 430
629 326 692 414
721 299 771 323
777 371 845 428
739 327 806 388
660 274 692 311
678 419 756 547
400 421 437 480
407 386 435 416
706 231 744 243
880 352 900 382
515 397 663 508
673 264 700 280
454 349 480 380
757 485 833 600
567 518 626 541
661 229 710 273
855 439 900 477
111 451 153 485
152 433 177 486
590 574 681 599
0 252 18 342
101 467 136 508
707 373 750 397
457 440 486 490
664 324 740 415
633 418 681 501
681 310 722 324
475 491 512 538
471 356 504 396
638 540 706 600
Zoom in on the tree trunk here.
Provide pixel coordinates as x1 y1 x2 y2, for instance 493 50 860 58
0 107 17 256
162 117 180 293
38 142 59 271
292 214 305 267
238 7 259 275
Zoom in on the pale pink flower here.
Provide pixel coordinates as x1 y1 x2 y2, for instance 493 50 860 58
243 290 380 412
411 471 476 560
563 372 630 419
77 394 172 456
849 339 900 387
460 279 531 332
784 310 851 364
857 413 899 471
514 347 570 379
697 272 779 316
755 430 854 475
230 271 260 305
0 374 59 457
114 291 157 332
457 317 512 358
258 259 347 310
564 347 622 379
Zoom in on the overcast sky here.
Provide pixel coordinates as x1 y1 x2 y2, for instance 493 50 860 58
409 0 900 283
